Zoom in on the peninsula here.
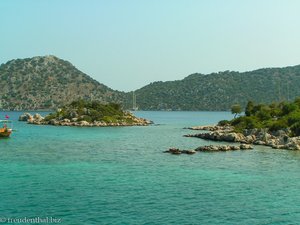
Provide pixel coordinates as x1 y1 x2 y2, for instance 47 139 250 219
185 98 300 150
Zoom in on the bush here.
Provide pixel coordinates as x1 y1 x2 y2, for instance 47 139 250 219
269 119 288 132
102 116 117 123
44 113 57 121
281 103 298 115
218 120 230 126
287 111 300 126
78 115 92 123
231 116 261 131
243 117 260 129
253 105 271 120
245 101 254 116
294 97 300 107
291 122 300 136
108 103 121 111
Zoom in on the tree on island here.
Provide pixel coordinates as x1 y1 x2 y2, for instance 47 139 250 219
231 104 242 118
245 101 254 116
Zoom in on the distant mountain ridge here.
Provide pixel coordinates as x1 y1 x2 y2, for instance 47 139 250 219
135 66 300 110
1 55 300 111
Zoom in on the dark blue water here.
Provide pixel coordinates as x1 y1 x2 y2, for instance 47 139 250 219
1 111 300 224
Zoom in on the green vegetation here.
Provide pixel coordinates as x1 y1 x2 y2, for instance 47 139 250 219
134 67 300 110
44 100 136 124
231 104 242 118
223 98 300 136
1 55 300 111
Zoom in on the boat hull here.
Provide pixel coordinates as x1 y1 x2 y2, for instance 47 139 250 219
0 128 12 137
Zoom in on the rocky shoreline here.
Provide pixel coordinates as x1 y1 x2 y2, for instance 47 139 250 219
184 125 300 150
185 125 233 132
19 112 152 127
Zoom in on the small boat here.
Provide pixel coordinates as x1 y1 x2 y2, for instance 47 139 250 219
0 120 13 137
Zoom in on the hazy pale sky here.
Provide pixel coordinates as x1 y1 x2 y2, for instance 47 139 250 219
1 0 300 91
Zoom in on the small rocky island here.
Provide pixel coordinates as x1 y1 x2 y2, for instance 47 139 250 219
164 144 253 155
19 100 152 127
185 99 300 150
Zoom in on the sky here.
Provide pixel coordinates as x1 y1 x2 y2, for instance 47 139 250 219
1 0 300 91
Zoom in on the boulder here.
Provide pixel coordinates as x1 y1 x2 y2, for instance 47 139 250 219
168 148 181 155
33 113 44 122
230 145 240 150
266 139 278 147
181 149 196 154
79 121 90 126
244 135 256 143
18 113 33 121
164 148 196 155
63 118 71 123
253 140 266 145
49 119 59 125
186 150 196 154
284 137 300 150
240 144 253 150
272 145 286 149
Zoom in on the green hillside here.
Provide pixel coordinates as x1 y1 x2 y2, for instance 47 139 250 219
135 66 300 111
0 55 127 110
1 55 300 111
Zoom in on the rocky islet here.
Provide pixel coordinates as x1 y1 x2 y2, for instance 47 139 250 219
19 112 152 127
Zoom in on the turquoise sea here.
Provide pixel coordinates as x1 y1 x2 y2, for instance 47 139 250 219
1 111 300 225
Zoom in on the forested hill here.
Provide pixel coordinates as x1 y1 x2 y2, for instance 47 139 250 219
1 55 300 111
0 56 126 110
134 66 300 111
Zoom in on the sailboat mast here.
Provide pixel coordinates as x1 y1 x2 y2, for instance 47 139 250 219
132 92 138 110
132 92 136 109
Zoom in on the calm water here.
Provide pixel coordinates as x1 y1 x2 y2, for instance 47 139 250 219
1 111 300 225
